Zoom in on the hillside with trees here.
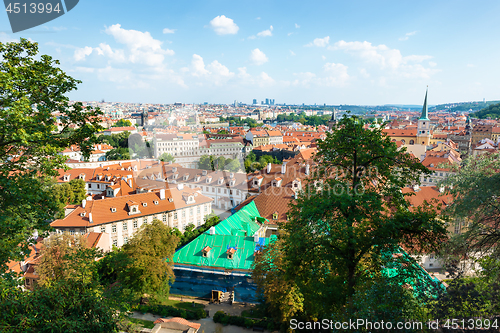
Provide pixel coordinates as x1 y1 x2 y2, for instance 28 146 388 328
473 102 500 119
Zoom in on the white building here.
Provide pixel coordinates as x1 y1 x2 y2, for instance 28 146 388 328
51 187 213 248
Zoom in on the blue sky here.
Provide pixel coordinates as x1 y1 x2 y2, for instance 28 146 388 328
1 0 499 105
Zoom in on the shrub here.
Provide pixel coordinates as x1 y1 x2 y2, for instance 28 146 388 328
213 311 226 323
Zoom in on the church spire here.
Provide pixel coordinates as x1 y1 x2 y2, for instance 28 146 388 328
419 87 429 120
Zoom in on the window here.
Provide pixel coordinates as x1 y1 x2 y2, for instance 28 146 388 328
143 217 147 224
190 208 193 216
454 224 460 234
197 206 201 214
174 212 178 220
70 230 75 235
163 214 167 222
429 254 434 260
273 212 278 220
112 239 117 247
218 188 221 193
212 188 215 193
204 205 208 213
123 222 128 231
182 210 186 218
112 224 117 233
100 226 106 233
124 236 128 244
133 220 138 229
88 184 92 189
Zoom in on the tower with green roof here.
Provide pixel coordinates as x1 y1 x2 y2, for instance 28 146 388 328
416 87 431 145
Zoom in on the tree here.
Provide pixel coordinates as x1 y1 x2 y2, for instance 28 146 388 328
198 155 214 170
258 155 273 169
159 152 175 163
105 147 130 161
36 233 101 287
51 179 87 218
214 156 226 170
0 39 103 273
441 153 500 269
122 219 179 296
226 158 241 172
255 114 446 320
112 119 132 127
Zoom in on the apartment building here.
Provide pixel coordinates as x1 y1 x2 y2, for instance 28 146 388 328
153 133 200 158
51 187 213 248
59 144 114 162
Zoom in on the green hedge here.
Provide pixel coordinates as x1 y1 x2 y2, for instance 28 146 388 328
213 311 277 330
136 304 207 320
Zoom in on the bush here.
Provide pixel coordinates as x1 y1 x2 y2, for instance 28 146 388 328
213 311 226 323
135 304 205 320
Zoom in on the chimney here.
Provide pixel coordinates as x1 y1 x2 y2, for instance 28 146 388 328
82 199 86 208
267 163 272 174
281 162 287 174
119 161 122 166
89 213 93 223
209 226 216 235
305 164 310 176
160 188 166 200
439 186 445 193
177 183 184 191
254 233 260 243
413 184 420 192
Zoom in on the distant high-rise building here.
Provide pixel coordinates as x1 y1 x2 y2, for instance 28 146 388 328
271 99 275 105
234 100 238 107
253 99 257 105
265 98 269 105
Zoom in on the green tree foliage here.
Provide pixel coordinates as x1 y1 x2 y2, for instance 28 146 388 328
473 102 500 119
98 131 131 148
254 114 446 320
440 153 500 270
51 179 87 218
258 155 273 168
158 152 175 163
226 116 258 128
198 155 214 170
0 38 103 274
225 158 241 172
36 233 102 288
0 279 118 333
112 119 133 127
122 219 179 297
105 147 130 161
214 156 226 170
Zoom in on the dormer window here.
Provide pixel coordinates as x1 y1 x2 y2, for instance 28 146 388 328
105 175 111 181
127 201 140 215
230 172 234 178
173 173 179 179
63 174 70 182
79 173 85 180
168 197 174 202
154 200 159 205
202 246 211 258
206 177 212 183
273 212 278 220
227 248 236 260
80 212 86 217
195 175 201 182
142 202 147 207
202 170 207 176
110 207 116 213
230 180 235 187
97 174 102 181
173 167 177 173
183 174 189 181
218 177 224 185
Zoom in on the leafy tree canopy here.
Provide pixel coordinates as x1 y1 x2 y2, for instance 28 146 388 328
112 119 133 127
254 114 446 320
158 152 175 163
0 38 103 273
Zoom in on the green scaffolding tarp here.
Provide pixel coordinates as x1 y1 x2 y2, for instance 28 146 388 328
173 201 269 271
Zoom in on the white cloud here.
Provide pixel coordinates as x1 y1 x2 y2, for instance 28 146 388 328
256 17 261 20
290 50 296 56
293 63 350 88
399 31 417 41
97 66 132 83
191 54 210 77
331 40 438 79
250 48 268 65
295 23 300 29
102 24 174 67
288 32 293 36
95 43 126 62
74 46 93 61
209 15 239 35
259 72 275 86
305 36 330 47
237 67 251 79
162 28 176 34
257 26 273 37
188 54 234 85
322 55 326 60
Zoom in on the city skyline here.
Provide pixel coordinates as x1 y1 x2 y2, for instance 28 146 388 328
1 0 499 105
